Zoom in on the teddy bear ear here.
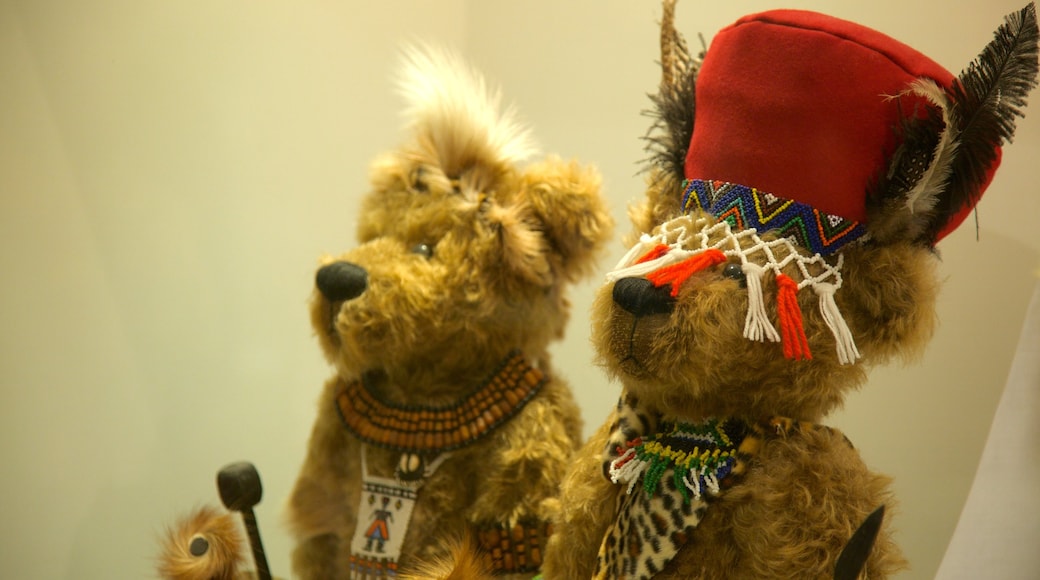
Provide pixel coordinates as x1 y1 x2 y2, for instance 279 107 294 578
484 201 554 287
517 158 614 283
866 4 1039 246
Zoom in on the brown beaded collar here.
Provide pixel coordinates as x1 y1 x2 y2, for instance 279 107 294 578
335 350 546 454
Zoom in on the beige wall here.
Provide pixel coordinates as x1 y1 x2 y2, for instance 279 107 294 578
2 1 1036 578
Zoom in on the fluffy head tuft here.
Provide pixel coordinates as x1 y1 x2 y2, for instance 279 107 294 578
397 44 536 176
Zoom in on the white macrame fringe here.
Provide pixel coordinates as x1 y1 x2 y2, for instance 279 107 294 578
608 448 647 495
816 282 860 364
606 241 693 282
681 468 722 500
742 262 780 343
604 215 860 362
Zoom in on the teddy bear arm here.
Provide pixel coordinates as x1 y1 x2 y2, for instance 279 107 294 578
541 416 623 580
286 383 362 579
464 380 583 526
717 429 906 579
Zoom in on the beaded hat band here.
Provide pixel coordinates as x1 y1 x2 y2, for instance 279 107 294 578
682 180 867 257
607 191 859 364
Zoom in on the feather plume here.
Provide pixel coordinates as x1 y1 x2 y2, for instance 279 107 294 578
642 0 700 182
865 94 946 243
923 3 1039 242
901 79 960 218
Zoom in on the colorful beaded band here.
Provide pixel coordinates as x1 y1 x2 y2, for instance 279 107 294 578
336 350 545 453
682 179 866 257
608 184 862 364
608 418 753 502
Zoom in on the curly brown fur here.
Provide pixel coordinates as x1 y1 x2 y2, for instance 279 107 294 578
663 427 904 579
286 46 612 579
545 203 932 577
158 506 243 580
397 535 494 580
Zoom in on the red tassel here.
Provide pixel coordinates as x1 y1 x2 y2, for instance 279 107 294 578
646 249 727 297
636 244 671 264
775 274 812 360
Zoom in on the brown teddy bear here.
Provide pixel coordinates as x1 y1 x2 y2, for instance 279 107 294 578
284 44 612 579
541 2 1038 580
157 45 612 580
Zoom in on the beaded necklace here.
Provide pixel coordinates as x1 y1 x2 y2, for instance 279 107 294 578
597 409 842 579
608 417 751 503
335 350 545 455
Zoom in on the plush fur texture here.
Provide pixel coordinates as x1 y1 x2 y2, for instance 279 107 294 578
542 200 925 579
541 3 1036 579
397 535 494 580
158 506 245 580
156 45 611 580
285 45 612 579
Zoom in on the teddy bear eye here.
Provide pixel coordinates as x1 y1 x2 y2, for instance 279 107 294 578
722 263 746 286
410 243 434 259
409 166 428 193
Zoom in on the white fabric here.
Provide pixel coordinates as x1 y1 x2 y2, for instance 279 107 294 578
936 279 1040 579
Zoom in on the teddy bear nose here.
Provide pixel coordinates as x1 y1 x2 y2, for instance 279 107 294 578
612 277 675 316
315 261 368 301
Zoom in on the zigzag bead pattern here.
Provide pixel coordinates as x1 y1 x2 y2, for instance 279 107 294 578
682 179 866 257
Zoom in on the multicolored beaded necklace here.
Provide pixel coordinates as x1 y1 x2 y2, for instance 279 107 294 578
597 411 840 579
608 417 751 502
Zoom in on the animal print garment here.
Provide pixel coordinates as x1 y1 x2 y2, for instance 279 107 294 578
595 394 841 579
595 411 751 580
593 468 710 579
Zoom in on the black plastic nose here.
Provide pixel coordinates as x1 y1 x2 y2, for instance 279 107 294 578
612 277 675 316
315 261 368 301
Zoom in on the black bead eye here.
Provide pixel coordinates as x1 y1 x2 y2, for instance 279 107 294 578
722 263 746 286
410 166 428 193
189 535 210 557
410 243 434 259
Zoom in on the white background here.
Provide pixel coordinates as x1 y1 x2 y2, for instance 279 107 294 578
2 1 1037 578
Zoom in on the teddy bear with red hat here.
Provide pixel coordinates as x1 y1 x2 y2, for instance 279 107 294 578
542 1 1039 579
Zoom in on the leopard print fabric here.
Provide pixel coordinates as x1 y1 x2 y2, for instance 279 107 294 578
602 391 659 480
596 404 841 580
593 469 710 579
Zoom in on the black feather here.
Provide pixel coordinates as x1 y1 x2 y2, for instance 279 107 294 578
924 3 1039 242
641 26 701 182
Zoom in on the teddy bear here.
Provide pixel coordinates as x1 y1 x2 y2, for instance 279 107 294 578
285 44 613 579
540 2 1039 580
157 44 612 580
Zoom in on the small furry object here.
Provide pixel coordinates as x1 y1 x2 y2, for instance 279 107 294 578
397 535 494 580
158 506 243 580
